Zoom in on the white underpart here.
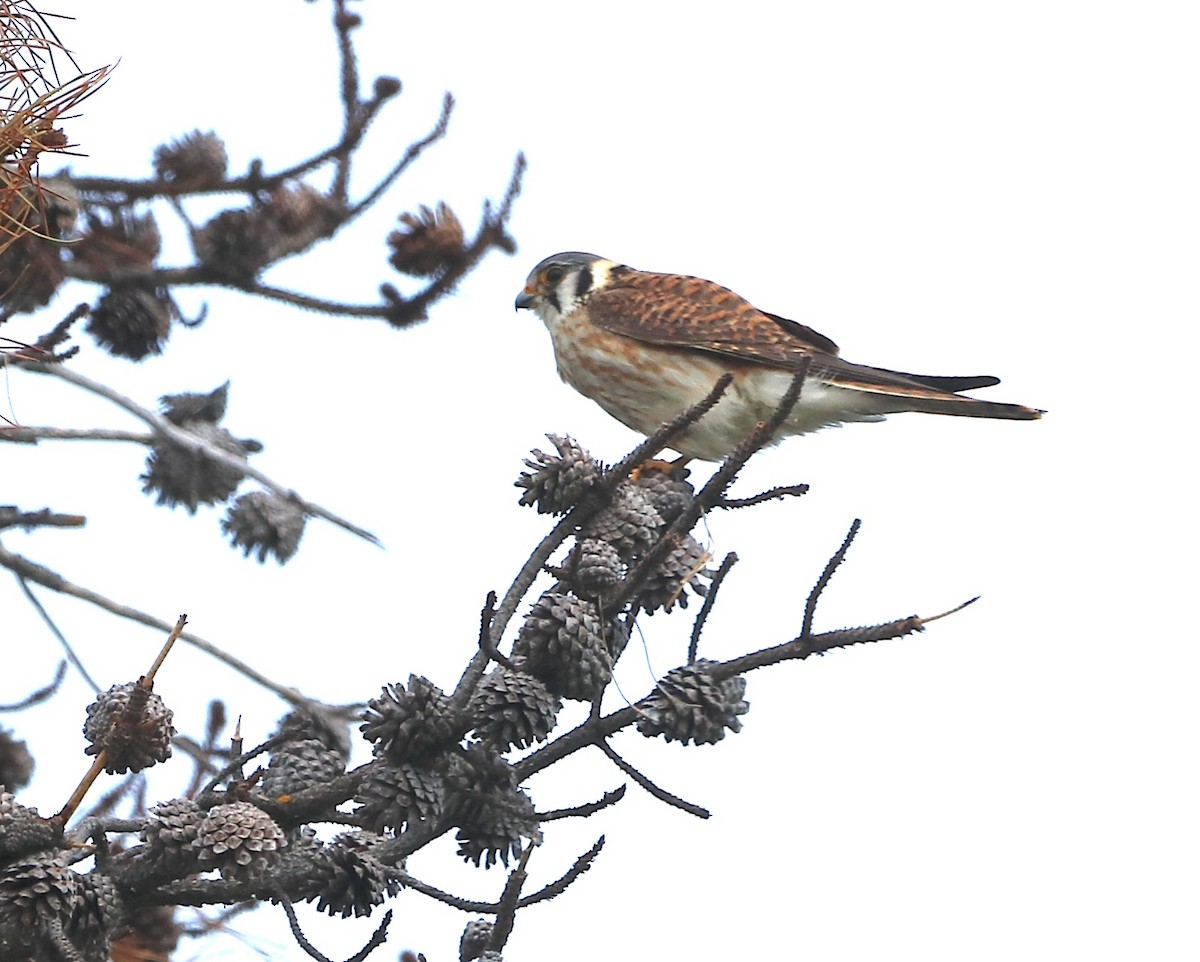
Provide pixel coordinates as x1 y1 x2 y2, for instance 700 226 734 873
530 263 901 461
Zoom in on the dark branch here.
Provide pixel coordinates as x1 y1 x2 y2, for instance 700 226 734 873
688 551 737 664
0 658 67 711
12 573 100 692
513 836 605 909
718 483 810 509
596 740 710 819
800 518 861 647
537 785 627 822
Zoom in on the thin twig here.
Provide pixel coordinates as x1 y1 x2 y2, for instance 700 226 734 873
13 572 100 692
144 613 188 684
687 552 737 664
537 785 627 822
477 590 513 670
394 870 491 912
348 92 454 220
0 505 87 527
596 740 710 819
239 282 393 317
800 518 861 647
491 845 533 952
717 483 810 509
0 657 67 710
277 891 392 962
512 836 605 908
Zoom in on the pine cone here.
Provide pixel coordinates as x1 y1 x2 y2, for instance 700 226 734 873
141 422 249 512
275 709 351 761
360 676 459 763
72 208 161 272
637 534 712 614
308 833 401 918
460 919 494 962
469 666 561 751
568 538 625 598
223 491 306 563
354 762 445 834
515 435 602 514
72 870 124 960
584 485 664 560
194 207 283 283
160 383 229 426
82 682 174 774
512 590 613 701
0 727 34 791
445 747 541 869
387 202 465 276
153 130 228 187
0 852 82 927
87 285 173 359
636 661 750 746
265 183 341 248
141 797 202 865
0 790 57 858
195 802 286 881
632 470 695 523
0 181 71 315
260 737 346 798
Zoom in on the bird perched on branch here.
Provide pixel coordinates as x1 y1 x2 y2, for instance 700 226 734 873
515 252 1042 462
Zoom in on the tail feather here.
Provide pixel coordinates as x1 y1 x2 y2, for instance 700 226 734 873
903 373 1001 392
901 395 1044 420
816 359 1043 422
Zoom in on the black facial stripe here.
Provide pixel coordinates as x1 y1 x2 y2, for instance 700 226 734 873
547 288 560 313
574 265 593 300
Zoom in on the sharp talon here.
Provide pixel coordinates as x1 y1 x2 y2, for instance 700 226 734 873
630 457 691 482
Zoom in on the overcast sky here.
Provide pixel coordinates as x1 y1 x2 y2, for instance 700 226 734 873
4 2 1198 960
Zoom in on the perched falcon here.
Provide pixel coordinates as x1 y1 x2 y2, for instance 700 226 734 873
515 252 1042 462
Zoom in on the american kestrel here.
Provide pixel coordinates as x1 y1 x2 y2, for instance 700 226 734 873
515 252 1042 462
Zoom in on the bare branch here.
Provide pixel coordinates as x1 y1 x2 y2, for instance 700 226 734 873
596 740 710 819
537 785 626 822
688 551 737 664
490 845 533 952
0 506 85 528
477 589 513 670
513 836 605 909
800 518 861 647
0 656 66 710
0 425 151 443
717 483 810 509
277 892 392 962
12 570 100 692
348 92 454 220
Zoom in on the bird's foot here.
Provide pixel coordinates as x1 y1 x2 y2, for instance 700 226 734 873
629 457 691 482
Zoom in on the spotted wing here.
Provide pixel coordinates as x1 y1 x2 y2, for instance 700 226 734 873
587 268 1040 418
586 269 841 363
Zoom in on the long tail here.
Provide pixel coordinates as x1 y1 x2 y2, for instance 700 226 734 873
900 394 1043 420
817 360 1044 421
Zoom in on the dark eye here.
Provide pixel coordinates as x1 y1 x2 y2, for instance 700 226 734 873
544 266 565 284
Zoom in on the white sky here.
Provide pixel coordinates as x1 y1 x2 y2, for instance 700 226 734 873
4 1 1198 960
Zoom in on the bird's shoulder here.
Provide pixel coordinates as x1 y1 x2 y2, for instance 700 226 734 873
583 266 841 361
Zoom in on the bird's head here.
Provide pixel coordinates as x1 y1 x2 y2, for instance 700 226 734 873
515 252 617 323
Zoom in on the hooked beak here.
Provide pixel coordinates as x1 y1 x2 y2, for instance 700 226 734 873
515 288 536 311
